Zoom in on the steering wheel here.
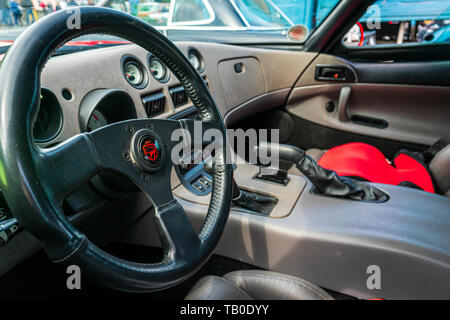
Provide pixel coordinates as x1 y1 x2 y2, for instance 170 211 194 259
0 7 233 292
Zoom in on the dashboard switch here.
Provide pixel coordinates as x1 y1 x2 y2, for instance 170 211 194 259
192 175 212 194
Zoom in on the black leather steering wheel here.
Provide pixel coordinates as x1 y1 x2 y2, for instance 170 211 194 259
0 7 233 292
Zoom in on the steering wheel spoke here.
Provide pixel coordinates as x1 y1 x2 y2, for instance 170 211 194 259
154 199 201 263
36 133 100 202
88 119 181 203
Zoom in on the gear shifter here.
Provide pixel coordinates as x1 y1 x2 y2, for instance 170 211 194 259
203 159 278 215
256 142 389 203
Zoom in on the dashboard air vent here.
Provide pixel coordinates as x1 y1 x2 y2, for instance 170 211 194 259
169 86 188 108
142 92 166 117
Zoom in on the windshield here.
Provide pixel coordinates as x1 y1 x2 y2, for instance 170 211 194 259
0 0 342 46
232 0 292 27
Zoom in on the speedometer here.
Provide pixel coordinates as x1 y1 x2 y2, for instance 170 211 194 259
87 109 108 132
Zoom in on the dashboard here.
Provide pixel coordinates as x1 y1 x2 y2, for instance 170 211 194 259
36 45 207 147
36 41 314 148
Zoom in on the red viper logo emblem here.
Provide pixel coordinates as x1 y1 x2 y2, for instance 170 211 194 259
142 140 159 162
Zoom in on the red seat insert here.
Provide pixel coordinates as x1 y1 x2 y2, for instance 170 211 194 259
317 142 434 193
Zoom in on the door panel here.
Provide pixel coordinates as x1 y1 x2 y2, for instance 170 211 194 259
286 54 450 146
353 61 450 87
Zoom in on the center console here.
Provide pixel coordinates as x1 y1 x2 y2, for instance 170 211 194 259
174 160 306 218
122 152 450 299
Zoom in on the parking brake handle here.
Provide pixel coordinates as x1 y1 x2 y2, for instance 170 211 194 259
256 142 389 203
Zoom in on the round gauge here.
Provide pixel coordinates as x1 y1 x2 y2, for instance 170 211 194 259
124 61 144 87
33 89 63 143
188 52 201 71
149 58 168 82
121 56 148 89
87 109 108 132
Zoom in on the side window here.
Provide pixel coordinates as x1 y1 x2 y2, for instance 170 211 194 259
343 0 450 47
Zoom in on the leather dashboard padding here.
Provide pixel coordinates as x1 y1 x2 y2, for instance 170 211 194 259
0 7 233 292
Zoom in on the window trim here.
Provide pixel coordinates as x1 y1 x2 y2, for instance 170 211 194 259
332 41 450 62
167 0 216 26
303 0 372 52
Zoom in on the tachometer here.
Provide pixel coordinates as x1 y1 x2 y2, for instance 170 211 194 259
87 109 108 132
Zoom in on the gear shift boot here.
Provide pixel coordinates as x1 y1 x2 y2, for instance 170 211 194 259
256 142 389 203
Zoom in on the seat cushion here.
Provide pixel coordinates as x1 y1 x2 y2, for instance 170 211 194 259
186 270 333 300
185 275 253 300
429 144 450 197
318 142 435 193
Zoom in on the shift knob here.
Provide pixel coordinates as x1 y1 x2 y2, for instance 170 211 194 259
256 142 305 164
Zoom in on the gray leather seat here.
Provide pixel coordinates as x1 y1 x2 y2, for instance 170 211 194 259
429 144 450 197
185 270 334 300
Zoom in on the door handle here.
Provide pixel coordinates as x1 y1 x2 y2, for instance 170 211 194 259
315 65 356 82
337 86 351 122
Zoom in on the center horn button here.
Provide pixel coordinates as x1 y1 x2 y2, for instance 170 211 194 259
130 129 165 172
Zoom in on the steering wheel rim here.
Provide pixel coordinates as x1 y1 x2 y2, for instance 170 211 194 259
0 7 233 292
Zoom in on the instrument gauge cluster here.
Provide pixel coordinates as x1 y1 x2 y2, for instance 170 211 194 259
86 109 109 132
148 56 170 83
187 48 205 73
79 89 137 133
121 55 148 89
